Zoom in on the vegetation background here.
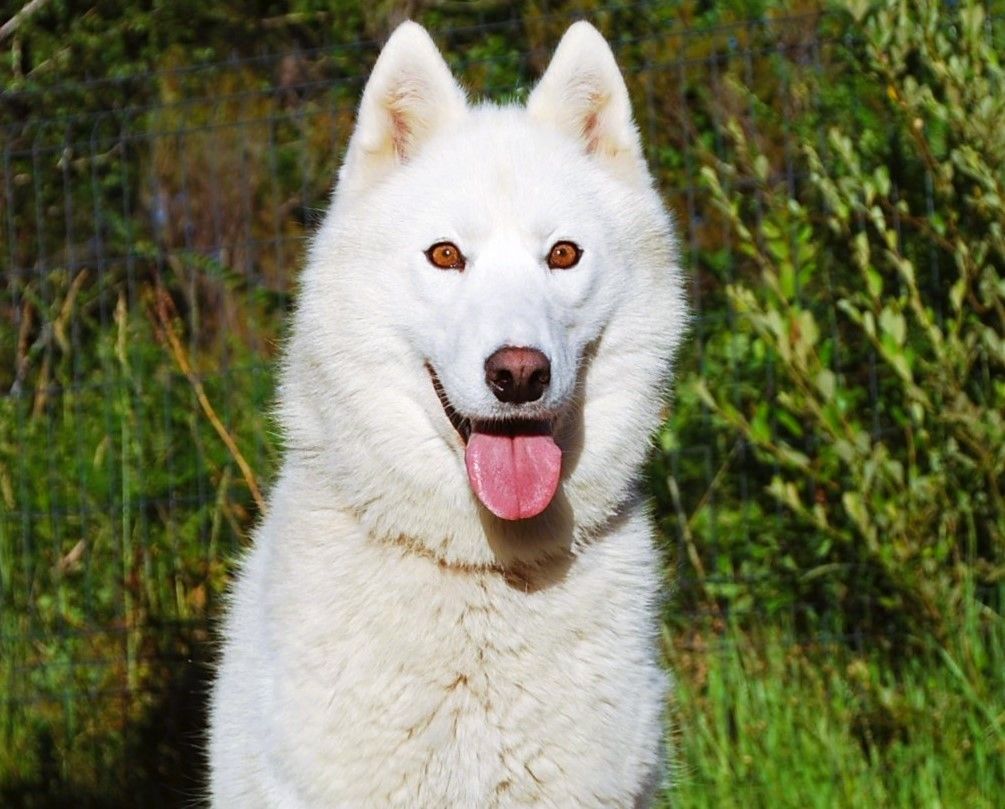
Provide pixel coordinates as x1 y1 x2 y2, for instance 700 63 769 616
1 0 1003 806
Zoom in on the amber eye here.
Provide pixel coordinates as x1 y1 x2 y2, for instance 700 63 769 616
425 241 466 271
547 240 582 270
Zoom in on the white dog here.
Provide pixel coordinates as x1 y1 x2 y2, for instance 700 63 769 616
209 19 686 808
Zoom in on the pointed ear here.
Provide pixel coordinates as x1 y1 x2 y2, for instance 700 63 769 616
527 22 645 182
339 22 467 193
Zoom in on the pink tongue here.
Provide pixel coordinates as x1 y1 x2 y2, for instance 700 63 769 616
465 431 562 521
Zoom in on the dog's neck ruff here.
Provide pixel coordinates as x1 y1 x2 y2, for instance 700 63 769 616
370 526 576 593
348 484 645 593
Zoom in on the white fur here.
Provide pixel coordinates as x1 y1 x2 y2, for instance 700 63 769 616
209 20 687 808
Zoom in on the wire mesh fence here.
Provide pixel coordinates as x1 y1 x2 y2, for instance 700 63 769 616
1 2 1001 803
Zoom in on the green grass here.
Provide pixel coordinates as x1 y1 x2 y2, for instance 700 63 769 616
664 613 1005 808
0 298 275 803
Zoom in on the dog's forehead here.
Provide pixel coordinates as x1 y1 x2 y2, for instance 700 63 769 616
463 108 586 176
404 107 610 230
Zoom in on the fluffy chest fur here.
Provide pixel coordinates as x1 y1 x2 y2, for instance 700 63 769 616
213 474 667 807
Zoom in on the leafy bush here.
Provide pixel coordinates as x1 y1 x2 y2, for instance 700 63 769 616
680 0 1004 638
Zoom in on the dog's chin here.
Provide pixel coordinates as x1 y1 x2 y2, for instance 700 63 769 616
425 363 563 522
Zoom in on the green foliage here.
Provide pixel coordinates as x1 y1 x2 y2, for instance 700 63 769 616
673 0 1004 638
0 289 274 799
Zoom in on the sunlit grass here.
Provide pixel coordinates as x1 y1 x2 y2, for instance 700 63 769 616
665 609 1005 808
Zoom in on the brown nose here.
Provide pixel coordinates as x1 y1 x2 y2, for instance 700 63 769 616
484 347 551 404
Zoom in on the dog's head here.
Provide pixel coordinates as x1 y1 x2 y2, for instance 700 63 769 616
281 22 686 565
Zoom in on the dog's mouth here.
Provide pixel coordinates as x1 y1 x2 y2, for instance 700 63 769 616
427 364 562 521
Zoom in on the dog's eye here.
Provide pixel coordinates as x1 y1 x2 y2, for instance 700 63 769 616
547 241 582 270
425 241 466 271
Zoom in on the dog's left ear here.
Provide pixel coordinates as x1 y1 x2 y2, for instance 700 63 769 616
528 22 645 183
338 22 467 196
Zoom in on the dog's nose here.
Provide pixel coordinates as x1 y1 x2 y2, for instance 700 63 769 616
484 347 551 404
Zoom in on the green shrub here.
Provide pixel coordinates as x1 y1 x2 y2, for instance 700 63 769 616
676 0 1003 638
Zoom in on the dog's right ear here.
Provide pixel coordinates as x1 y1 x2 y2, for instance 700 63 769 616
338 22 467 195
